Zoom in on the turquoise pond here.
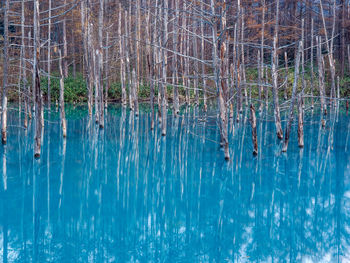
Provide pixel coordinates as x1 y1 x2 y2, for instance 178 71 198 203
0 104 349 262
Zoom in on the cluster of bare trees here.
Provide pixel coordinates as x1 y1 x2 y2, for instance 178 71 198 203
0 0 349 159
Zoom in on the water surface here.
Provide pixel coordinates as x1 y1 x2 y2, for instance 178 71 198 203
1 104 350 262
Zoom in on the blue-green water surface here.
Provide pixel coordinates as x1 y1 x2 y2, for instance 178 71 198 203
0 104 349 262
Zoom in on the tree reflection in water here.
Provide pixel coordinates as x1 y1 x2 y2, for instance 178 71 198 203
0 104 349 262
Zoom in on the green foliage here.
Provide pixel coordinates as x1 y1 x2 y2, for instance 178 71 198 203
41 73 87 103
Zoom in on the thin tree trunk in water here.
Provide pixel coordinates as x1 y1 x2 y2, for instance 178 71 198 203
218 0 230 160
271 0 283 140
105 32 110 108
201 0 207 112
250 104 258 156
310 19 314 108
87 1 93 117
93 50 99 124
316 36 327 116
282 41 302 152
219 42 229 161
132 69 139 116
98 50 104 128
241 10 248 106
1 0 9 145
126 8 133 111
63 0 68 77
173 0 180 115
58 50 67 138
301 19 306 104
21 0 28 128
161 0 168 135
119 4 127 107
298 96 304 148
284 52 288 100
136 0 141 97
34 0 43 158
193 18 199 106
47 0 52 106
150 0 159 129
259 0 265 112
98 0 104 111
319 0 336 105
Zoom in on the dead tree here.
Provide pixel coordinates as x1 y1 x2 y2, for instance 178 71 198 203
298 96 304 148
319 0 336 105
316 36 327 116
310 19 315 109
119 4 127 107
271 0 283 140
282 42 302 153
34 0 43 158
63 0 68 77
173 0 180 115
250 104 258 156
47 0 52 106
59 49 67 138
1 0 9 145
284 52 288 100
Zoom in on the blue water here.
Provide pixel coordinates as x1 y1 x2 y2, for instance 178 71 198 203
0 104 349 262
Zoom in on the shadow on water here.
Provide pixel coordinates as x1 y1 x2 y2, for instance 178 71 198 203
0 103 350 262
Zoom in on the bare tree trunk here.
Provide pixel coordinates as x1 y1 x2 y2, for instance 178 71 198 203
316 36 327 116
126 8 133 111
136 0 141 97
282 42 302 152
298 96 304 148
259 0 265 112
63 0 68 77
173 0 180 115
271 0 283 140
241 9 248 106
119 4 127 107
132 69 139 116
250 104 258 156
284 52 288 100
98 49 104 128
47 0 52 106
34 0 43 158
58 49 67 138
21 0 28 128
161 0 168 135
319 0 336 105
1 0 9 144
104 32 110 108
301 19 306 100
201 0 207 112
310 19 314 108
